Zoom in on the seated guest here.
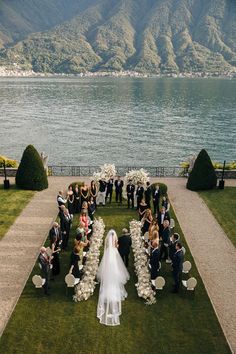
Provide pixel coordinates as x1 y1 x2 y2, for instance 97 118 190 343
149 239 160 280
118 228 132 267
57 190 67 209
79 209 90 235
138 198 148 221
136 182 144 210
38 247 51 295
152 185 160 216
172 242 184 293
141 208 153 234
169 233 180 262
69 246 82 278
144 181 152 208
73 184 81 214
160 219 171 261
126 179 135 209
61 207 72 250
97 179 107 206
81 201 88 211
76 221 86 238
67 185 75 216
162 196 170 212
157 206 170 234
149 220 159 241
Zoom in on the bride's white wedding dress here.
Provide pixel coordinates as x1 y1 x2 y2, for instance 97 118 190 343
97 230 130 326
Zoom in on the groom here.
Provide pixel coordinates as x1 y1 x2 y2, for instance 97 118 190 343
118 228 132 267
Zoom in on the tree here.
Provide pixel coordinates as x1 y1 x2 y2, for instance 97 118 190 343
186 149 217 191
16 145 48 190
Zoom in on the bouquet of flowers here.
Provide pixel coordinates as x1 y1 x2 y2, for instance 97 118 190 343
124 168 150 186
130 220 156 305
73 218 105 302
93 164 117 183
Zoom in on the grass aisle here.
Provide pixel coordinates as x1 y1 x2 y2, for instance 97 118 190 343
199 187 236 248
0 199 230 354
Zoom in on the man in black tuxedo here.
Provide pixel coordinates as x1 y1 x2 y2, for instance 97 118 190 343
60 208 72 250
105 178 114 203
172 242 184 293
136 182 144 210
169 233 180 262
115 176 124 203
38 247 51 295
126 179 135 208
144 181 152 208
152 185 160 216
149 240 160 280
49 222 62 246
118 228 132 267
157 206 170 234
160 219 171 261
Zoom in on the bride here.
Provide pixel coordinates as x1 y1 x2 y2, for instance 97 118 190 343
97 229 130 326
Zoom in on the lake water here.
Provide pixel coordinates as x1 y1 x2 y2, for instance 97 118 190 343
0 77 235 166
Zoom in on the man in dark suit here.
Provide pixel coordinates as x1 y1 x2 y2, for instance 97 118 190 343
49 222 62 246
157 206 170 233
118 228 132 267
160 219 171 261
152 185 160 216
172 242 184 293
115 176 124 203
60 208 72 250
149 240 160 280
169 233 180 262
38 247 51 295
126 179 135 209
144 181 152 208
105 178 114 203
136 182 144 210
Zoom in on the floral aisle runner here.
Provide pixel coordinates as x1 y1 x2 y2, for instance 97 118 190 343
130 220 156 305
73 217 105 302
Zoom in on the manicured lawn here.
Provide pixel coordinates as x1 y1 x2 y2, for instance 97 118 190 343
0 194 230 354
199 187 236 248
0 184 35 240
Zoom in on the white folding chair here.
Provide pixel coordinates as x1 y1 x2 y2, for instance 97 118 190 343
170 218 175 229
65 274 80 294
154 276 165 290
182 277 197 291
32 275 46 288
182 261 192 274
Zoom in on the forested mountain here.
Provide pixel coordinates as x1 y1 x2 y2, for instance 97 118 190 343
0 0 235 74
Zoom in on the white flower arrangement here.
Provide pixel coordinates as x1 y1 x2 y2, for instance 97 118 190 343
73 217 105 302
130 220 156 305
92 164 117 183
124 168 150 186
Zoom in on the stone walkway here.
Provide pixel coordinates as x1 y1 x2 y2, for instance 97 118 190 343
0 177 236 353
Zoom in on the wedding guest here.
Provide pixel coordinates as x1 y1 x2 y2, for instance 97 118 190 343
169 233 180 261
57 190 67 209
88 196 96 221
136 182 144 210
106 178 114 203
74 233 89 261
126 179 135 209
90 180 98 208
80 209 89 235
157 206 170 233
49 222 61 245
69 246 81 278
141 208 153 234
152 185 160 216
144 181 152 208
76 221 86 238
38 247 51 295
61 208 72 250
50 230 61 276
150 230 159 246
67 185 75 216
138 198 148 221
149 220 159 241
162 196 170 212
172 242 184 293
118 228 132 267
80 183 89 204
149 239 160 280
97 179 107 206
115 176 124 204
160 220 171 261
73 184 81 214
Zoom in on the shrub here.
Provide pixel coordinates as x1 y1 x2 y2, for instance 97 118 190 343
0 155 18 168
186 149 217 191
151 182 168 196
16 145 48 191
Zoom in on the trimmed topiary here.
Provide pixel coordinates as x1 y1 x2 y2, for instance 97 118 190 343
16 145 48 190
186 149 217 191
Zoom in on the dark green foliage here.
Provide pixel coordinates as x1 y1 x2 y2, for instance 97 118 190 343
0 0 236 73
151 182 168 196
69 181 84 191
15 145 48 191
187 149 217 191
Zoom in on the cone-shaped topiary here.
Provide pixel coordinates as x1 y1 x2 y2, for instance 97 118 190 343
187 149 217 191
16 145 48 190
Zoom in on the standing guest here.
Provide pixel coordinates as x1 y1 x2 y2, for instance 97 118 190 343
162 196 170 212
88 196 96 221
152 185 160 216
141 209 153 234
136 182 144 210
90 180 98 208
138 198 148 221
50 230 61 276
57 191 67 209
157 206 170 234
38 247 51 295
144 181 152 208
80 209 90 235
49 222 62 245
115 176 124 204
106 178 114 203
160 219 171 261
73 184 81 214
67 185 75 216
69 246 82 278
149 239 161 280
80 183 89 204
97 179 107 206
169 233 180 262
61 208 72 250
149 220 159 241
172 242 184 293
74 233 89 262
150 230 159 245
118 228 132 267
126 179 135 209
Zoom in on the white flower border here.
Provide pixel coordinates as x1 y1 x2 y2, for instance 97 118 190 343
130 220 156 305
73 217 105 302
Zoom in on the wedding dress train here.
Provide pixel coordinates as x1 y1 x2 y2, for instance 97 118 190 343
97 230 130 326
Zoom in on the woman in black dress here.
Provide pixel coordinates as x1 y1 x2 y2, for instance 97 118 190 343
141 208 153 235
89 180 98 208
138 198 148 221
73 183 81 214
50 233 61 276
69 246 81 278
81 183 89 205
67 185 75 215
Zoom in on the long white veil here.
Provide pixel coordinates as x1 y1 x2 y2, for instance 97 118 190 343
97 229 130 326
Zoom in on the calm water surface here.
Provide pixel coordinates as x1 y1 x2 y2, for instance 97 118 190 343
0 77 235 166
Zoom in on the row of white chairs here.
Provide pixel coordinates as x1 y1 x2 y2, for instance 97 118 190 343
151 276 197 291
